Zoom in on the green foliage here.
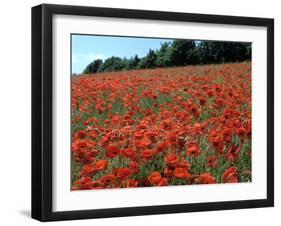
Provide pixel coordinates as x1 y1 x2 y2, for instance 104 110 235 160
155 42 172 67
99 56 126 72
82 40 252 74
83 59 103 74
169 40 196 66
124 55 141 70
137 49 157 69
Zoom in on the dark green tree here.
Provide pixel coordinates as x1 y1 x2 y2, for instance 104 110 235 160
146 49 157 68
189 42 202 65
83 59 103 74
245 43 252 60
198 41 214 64
137 49 157 69
99 56 126 72
155 42 172 67
82 40 252 74
169 40 196 66
125 55 141 70
137 57 147 69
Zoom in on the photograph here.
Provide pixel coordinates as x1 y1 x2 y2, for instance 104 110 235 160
71 34 252 190
31 3 274 221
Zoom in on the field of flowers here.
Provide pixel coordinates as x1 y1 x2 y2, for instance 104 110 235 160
71 62 252 190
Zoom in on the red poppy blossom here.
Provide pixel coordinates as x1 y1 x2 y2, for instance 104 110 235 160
164 165 175 177
91 180 104 189
173 167 190 179
116 168 131 179
129 161 140 174
178 159 191 169
164 154 179 165
187 144 201 157
193 123 202 134
74 130 87 139
141 149 155 160
95 159 108 170
167 132 178 146
226 145 241 162
105 145 121 158
156 142 168 153
74 177 94 190
148 172 168 186
100 174 117 185
197 173 216 184
79 164 97 177
157 178 168 186
148 171 162 185
123 179 138 188
122 148 136 159
222 167 238 183
207 156 218 168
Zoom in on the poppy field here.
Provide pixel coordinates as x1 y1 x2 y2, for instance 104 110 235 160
71 62 252 190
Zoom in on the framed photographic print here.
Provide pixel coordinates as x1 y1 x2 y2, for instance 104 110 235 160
31 4 274 221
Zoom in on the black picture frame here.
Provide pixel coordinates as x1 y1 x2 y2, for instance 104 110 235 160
32 3 274 222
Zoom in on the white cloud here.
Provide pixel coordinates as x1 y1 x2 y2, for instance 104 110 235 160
72 53 107 64
72 53 108 73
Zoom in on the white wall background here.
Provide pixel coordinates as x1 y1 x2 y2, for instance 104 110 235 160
0 0 279 225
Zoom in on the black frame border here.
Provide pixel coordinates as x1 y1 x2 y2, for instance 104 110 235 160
32 4 274 222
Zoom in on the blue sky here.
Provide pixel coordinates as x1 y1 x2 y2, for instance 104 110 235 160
71 34 171 74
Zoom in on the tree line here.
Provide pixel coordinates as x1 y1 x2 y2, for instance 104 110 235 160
82 40 251 74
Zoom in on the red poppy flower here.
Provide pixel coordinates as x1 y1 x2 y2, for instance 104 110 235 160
79 164 97 177
105 144 121 158
129 161 140 174
164 154 179 165
88 130 98 139
157 178 168 186
123 179 138 188
74 176 91 185
156 142 168 153
207 156 218 168
190 105 200 117
116 168 131 179
148 172 168 186
222 128 232 140
134 131 144 139
148 172 162 185
193 123 202 134
74 130 87 139
206 90 214 97
226 145 241 162
122 148 136 159
95 159 108 170
199 97 206 106
197 173 216 184
187 144 201 157
178 159 191 169
91 180 104 189
74 177 93 190
141 149 155 160
222 167 238 183
167 132 178 146
100 174 117 185
237 126 247 136
136 138 152 149
76 140 88 150
173 167 190 179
